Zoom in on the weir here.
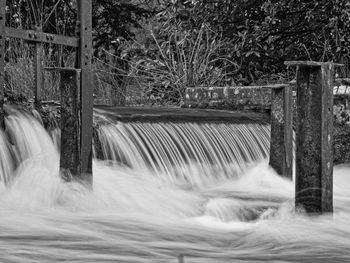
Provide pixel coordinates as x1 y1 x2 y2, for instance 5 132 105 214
93 109 271 185
0 0 340 216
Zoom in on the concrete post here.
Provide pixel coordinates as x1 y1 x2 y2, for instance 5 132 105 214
268 84 293 179
33 26 43 108
77 0 93 183
285 61 335 214
58 68 83 181
46 67 92 185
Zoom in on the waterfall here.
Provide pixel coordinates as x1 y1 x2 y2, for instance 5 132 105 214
1 107 349 263
0 130 13 186
96 121 270 186
0 108 270 187
0 108 59 188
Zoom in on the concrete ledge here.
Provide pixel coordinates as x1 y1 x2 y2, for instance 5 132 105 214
183 86 272 111
184 80 350 112
94 106 270 124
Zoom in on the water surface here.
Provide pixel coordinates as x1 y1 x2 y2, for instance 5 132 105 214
0 110 349 263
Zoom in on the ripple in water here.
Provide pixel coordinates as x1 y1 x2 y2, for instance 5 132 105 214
0 109 349 263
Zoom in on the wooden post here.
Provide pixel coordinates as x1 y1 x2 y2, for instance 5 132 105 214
0 0 5 129
33 26 43 107
285 61 335 214
46 68 82 182
269 84 293 179
76 0 93 184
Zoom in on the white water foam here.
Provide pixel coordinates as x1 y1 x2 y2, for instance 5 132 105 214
0 109 349 262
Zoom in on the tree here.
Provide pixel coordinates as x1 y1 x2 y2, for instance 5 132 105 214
153 0 350 83
92 0 152 105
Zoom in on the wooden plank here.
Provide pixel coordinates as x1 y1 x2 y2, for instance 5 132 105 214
294 62 334 214
320 63 334 212
34 26 43 106
259 84 289 89
269 85 293 179
0 0 5 129
59 68 82 181
45 67 78 72
5 27 79 47
77 0 93 184
285 61 343 67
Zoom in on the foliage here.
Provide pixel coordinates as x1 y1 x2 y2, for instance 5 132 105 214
3 0 350 106
170 0 350 81
5 0 152 105
123 24 236 105
93 0 350 104
92 0 152 52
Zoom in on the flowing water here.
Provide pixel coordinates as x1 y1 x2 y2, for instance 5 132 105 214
0 108 350 263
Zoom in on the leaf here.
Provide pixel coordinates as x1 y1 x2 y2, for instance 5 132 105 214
245 51 260 58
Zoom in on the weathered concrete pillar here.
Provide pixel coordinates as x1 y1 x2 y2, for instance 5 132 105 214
59 69 82 181
46 67 92 185
33 26 43 109
268 84 293 179
77 0 93 182
285 61 335 214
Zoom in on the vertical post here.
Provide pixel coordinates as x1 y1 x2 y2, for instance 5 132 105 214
285 61 334 214
269 84 293 179
0 0 5 129
76 0 93 184
34 26 43 107
58 68 81 181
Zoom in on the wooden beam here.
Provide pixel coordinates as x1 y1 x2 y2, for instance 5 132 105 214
33 26 43 106
285 61 343 68
0 0 5 129
77 0 93 184
293 62 334 214
57 68 82 181
259 84 289 89
269 85 293 179
5 27 79 47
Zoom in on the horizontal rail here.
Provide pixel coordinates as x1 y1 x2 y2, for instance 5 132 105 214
44 67 81 73
285 61 344 67
259 84 289 89
5 27 79 47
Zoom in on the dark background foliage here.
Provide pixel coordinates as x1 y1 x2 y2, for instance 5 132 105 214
4 0 350 105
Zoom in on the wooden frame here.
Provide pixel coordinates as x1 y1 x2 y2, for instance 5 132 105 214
0 0 93 184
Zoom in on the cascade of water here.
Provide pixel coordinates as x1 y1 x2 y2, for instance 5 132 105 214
0 108 59 188
0 108 350 262
96 121 271 186
0 130 14 187
5 110 58 165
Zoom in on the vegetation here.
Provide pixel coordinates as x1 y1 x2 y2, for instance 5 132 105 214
3 0 350 106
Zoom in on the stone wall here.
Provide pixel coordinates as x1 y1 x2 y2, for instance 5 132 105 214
183 86 272 111
183 80 350 122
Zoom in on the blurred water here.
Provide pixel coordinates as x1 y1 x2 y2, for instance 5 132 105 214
0 109 349 262
95 120 270 187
